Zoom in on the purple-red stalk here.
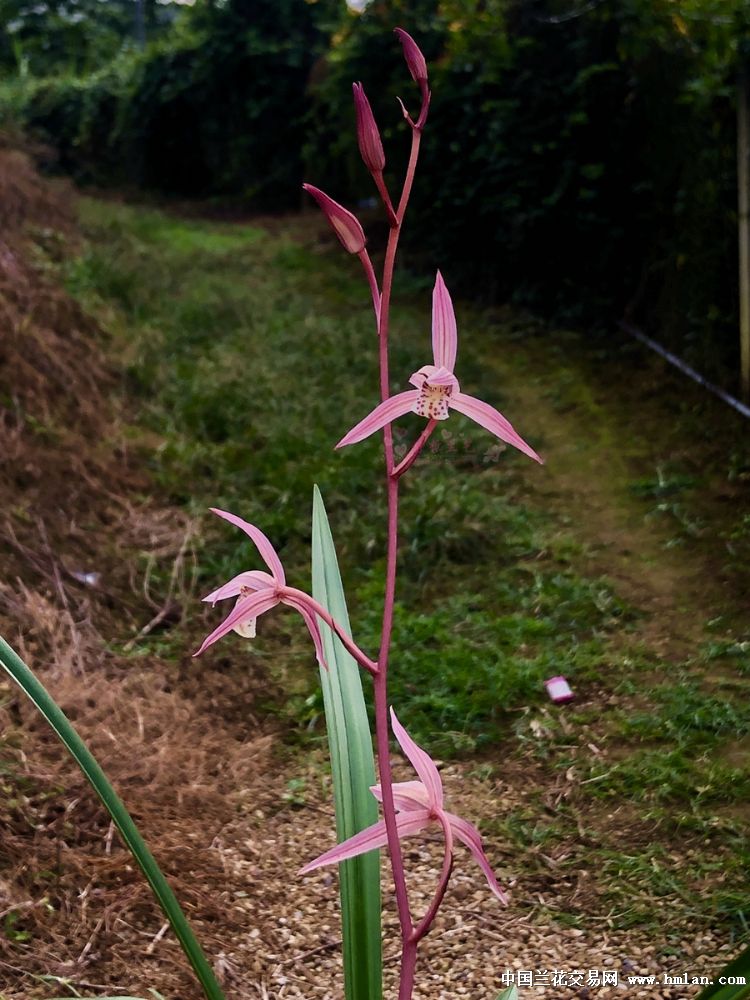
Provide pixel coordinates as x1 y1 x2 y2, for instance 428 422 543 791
370 118 428 999
412 826 454 944
358 249 381 329
282 587 378 675
392 418 437 479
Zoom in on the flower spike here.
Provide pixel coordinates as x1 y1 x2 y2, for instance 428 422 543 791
300 708 508 905
337 272 543 464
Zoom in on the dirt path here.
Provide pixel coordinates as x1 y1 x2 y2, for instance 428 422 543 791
507 356 716 659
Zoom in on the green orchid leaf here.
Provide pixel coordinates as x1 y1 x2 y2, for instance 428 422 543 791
311 486 382 1000
696 943 750 1000
0 636 226 1000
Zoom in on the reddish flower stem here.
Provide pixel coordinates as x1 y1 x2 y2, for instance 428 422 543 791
369 124 424 997
358 248 381 330
373 170 399 227
392 418 437 480
283 588 378 675
412 815 454 944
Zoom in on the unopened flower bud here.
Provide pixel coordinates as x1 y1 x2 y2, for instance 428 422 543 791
352 82 385 174
394 27 428 84
302 184 366 254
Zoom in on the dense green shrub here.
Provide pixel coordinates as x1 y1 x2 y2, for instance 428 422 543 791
6 0 344 206
305 0 742 383
0 0 175 78
2 0 746 384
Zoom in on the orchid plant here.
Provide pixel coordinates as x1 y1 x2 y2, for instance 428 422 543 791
195 28 542 1000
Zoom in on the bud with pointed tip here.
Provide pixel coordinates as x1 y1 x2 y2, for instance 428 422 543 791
352 82 385 174
303 184 366 255
394 27 428 84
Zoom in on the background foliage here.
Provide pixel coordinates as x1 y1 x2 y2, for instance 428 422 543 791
1 0 343 204
1 0 749 382
305 0 745 381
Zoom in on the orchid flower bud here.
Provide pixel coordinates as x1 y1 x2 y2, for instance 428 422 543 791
394 27 428 84
352 82 385 174
303 184 366 254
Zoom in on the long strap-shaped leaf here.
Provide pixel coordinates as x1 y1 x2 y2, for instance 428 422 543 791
696 943 750 1000
311 487 382 1000
0 636 226 1000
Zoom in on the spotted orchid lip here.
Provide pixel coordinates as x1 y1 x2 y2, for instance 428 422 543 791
414 382 452 420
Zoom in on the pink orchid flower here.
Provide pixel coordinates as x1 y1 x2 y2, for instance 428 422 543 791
337 272 542 464
299 708 508 904
194 508 327 666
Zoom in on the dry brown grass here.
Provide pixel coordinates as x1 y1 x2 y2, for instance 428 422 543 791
0 137 280 999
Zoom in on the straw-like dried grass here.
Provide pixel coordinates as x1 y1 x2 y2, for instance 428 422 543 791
0 138 277 998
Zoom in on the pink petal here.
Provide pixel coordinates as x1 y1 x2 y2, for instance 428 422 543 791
389 708 444 810
193 590 279 657
336 391 419 448
370 780 430 812
298 810 431 875
209 508 286 584
202 570 276 605
281 593 328 671
449 392 543 464
431 271 457 372
446 812 508 904
408 364 458 390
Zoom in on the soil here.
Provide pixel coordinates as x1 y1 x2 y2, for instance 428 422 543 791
0 147 748 999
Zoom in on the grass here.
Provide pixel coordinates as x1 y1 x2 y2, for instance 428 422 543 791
66 199 624 753
65 197 750 936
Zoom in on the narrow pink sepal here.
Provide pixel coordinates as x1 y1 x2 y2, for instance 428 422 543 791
194 590 279 657
389 707 444 809
394 27 428 83
448 392 543 464
282 593 329 671
352 82 385 174
209 508 286 583
447 812 508 904
431 271 458 371
336 390 419 448
302 184 366 255
202 570 275 605
298 810 431 875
